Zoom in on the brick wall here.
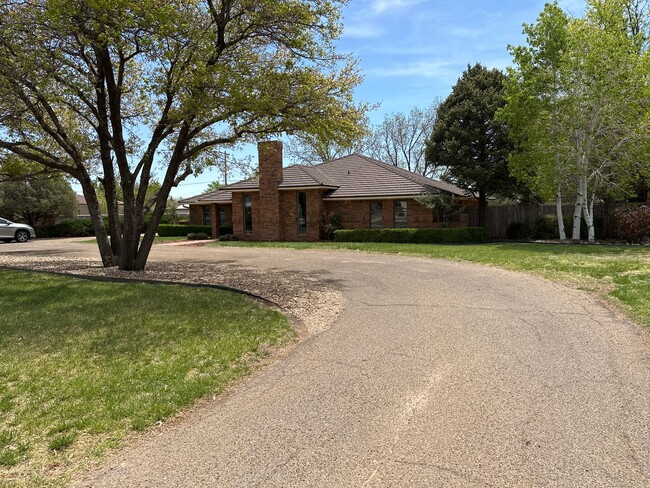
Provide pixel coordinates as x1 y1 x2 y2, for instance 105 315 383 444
324 198 469 231
325 199 370 229
232 192 261 240
407 199 435 228
189 205 204 225
280 189 323 241
258 141 283 241
220 205 233 226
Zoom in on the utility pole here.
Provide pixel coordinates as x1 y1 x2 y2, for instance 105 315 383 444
223 151 228 185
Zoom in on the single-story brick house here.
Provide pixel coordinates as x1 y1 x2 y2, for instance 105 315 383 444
180 141 475 241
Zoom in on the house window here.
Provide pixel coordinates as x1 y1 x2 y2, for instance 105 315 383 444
370 201 383 229
219 206 226 224
394 201 408 228
297 192 307 235
203 205 211 225
243 194 253 234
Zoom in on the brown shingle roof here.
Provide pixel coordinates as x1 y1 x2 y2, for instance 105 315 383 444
221 178 259 191
315 154 467 199
185 154 467 203
179 189 232 204
278 165 337 189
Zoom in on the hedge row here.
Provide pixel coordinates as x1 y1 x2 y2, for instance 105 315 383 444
36 220 95 238
333 227 487 244
157 224 213 237
506 214 606 241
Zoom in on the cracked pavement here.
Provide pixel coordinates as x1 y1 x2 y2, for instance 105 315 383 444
3 239 649 487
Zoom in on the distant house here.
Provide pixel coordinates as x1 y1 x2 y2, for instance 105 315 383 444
180 141 475 241
75 194 124 220
76 194 90 219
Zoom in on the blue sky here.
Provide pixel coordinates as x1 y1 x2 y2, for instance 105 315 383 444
169 0 585 198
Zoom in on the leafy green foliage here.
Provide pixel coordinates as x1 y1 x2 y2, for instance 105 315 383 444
206 181 224 193
425 64 521 225
414 193 464 227
334 227 487 244
187 232 210 240
506 222 533 240
0 176 77 227
0 0 366 270
157 224 212 237
320 211 342 240
501 0 650 241
533 214 560 240
36 219 95 238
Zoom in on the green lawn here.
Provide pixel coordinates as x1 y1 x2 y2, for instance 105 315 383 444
211 241 650 329
0 270 294 487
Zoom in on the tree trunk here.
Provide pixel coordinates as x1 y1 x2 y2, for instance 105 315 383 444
556 187 566 242
583 186 596 243
78 175 116 267
478 191 487 228
572 176 584 242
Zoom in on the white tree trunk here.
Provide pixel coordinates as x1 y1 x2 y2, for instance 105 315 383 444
583 185 596 243
556 187 566 242
572 176 584 242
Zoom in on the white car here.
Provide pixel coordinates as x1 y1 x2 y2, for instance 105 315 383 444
0 217 36 243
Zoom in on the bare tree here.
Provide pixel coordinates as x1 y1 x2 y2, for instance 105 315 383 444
367 103 439 176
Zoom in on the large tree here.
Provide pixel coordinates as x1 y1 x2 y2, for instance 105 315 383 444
425 64 518 226
0 0 365 270
502 0 650 242
0 175 77 227
500 2 572 240
285 113 370 165
367 103 438 176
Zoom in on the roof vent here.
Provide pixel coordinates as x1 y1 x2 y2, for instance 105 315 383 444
347 170 350 175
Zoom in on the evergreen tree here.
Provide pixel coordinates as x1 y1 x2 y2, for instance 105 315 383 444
425 64 518 227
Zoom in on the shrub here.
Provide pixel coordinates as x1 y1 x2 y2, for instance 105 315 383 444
532 214 558 240
157 224 212 237
616 205 650 243
219 225 233 236
218 234 240 241
187 232 209 240
36 219 94 238
333 227 487 244
506 221 532 240
320 211 342 240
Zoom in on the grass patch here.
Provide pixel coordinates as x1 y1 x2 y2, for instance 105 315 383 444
212 241 650 329
0 269 294 486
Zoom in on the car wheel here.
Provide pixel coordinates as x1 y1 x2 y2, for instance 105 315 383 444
15 230 30 243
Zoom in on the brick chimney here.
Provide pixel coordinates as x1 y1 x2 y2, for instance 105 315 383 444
258 140 283 240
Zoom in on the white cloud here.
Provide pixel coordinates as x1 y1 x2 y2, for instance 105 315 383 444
370 0 424 15
343 23 384 39
365 60 460 79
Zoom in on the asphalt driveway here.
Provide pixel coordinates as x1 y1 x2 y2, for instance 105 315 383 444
3 239 649 486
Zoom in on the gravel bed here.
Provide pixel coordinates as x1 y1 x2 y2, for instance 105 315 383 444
0 255 345 336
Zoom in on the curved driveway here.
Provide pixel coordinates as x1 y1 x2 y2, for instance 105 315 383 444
5 240 650 486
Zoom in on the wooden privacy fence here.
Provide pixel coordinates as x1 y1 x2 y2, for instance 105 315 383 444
467 202 646 239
